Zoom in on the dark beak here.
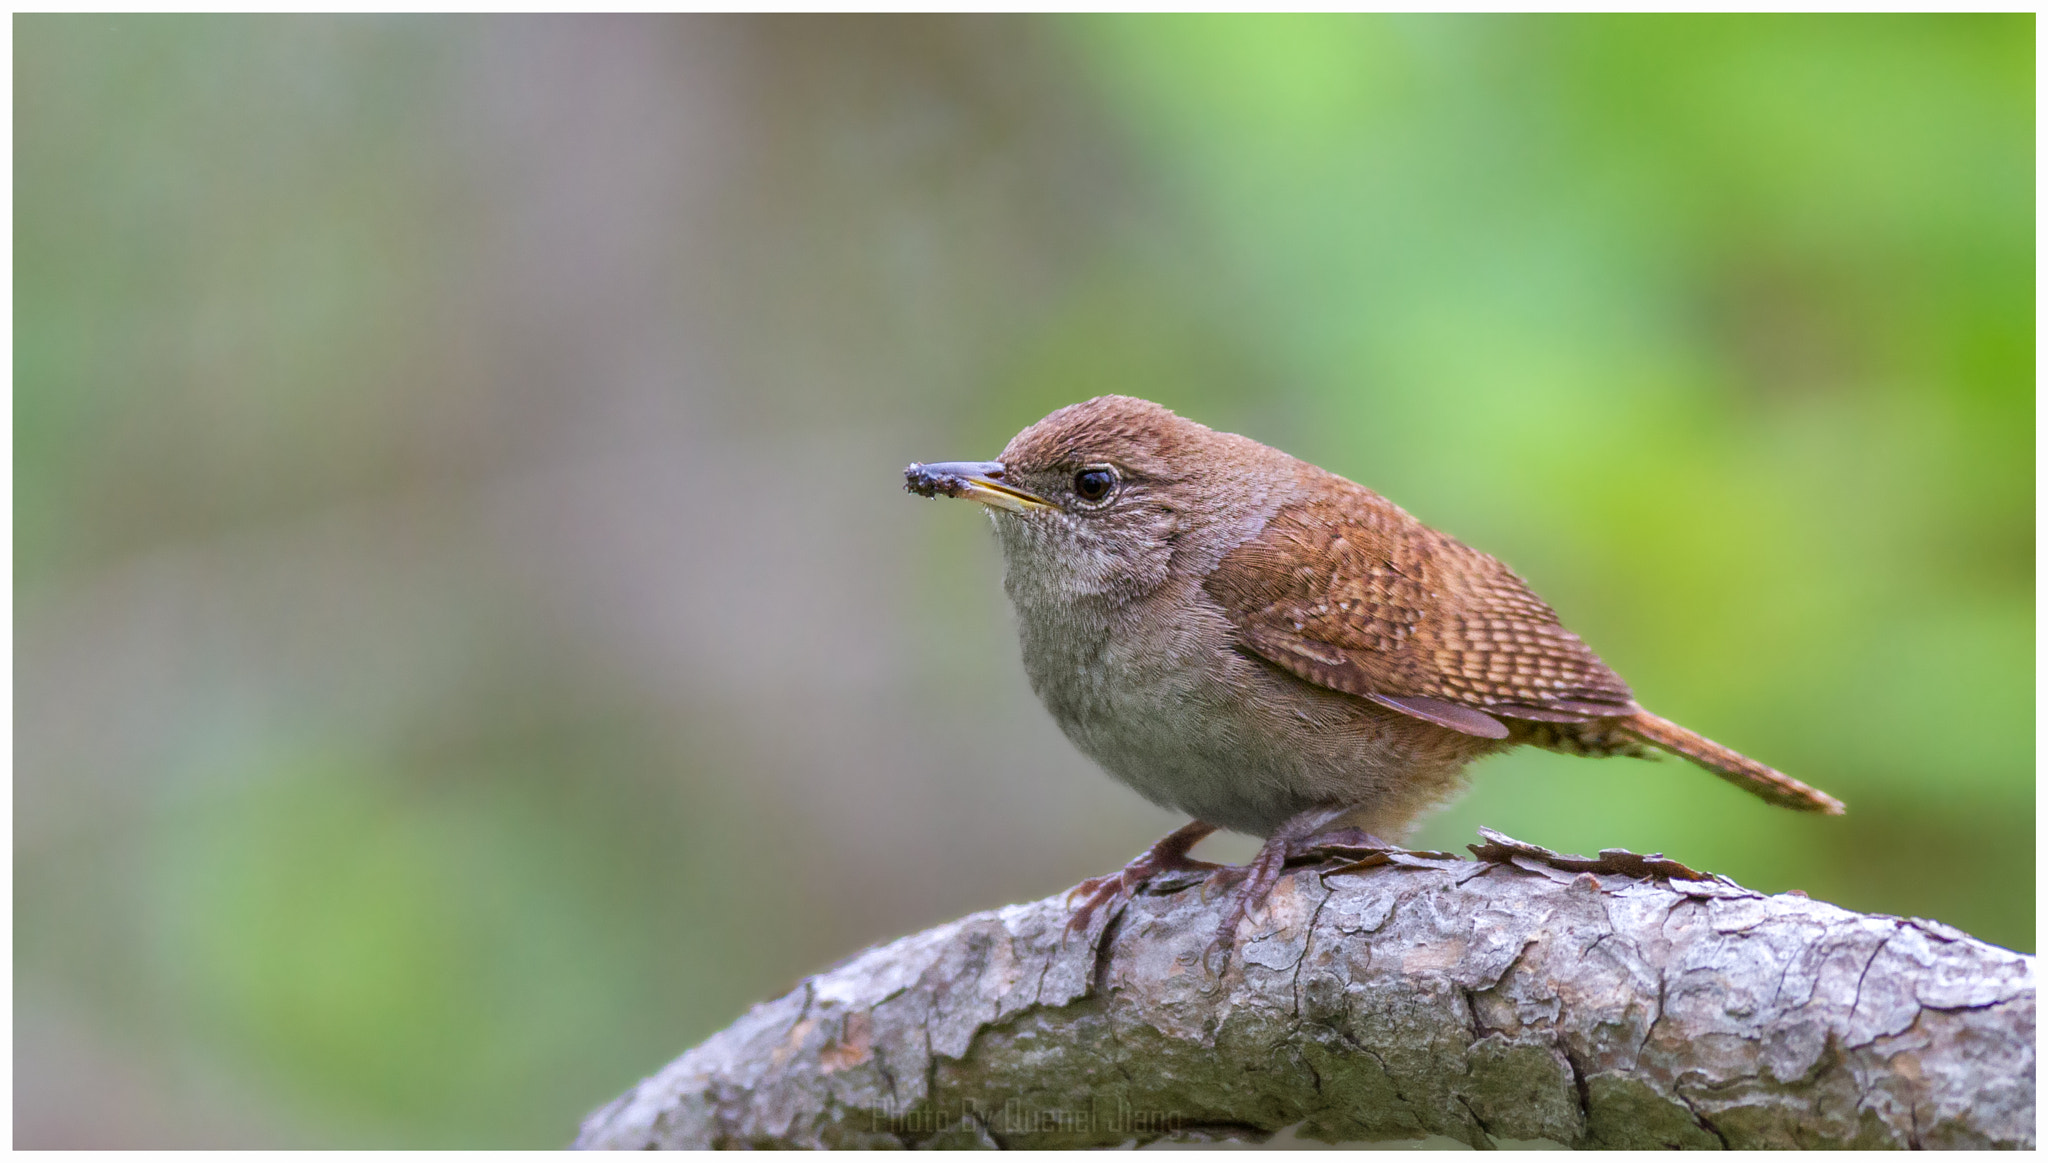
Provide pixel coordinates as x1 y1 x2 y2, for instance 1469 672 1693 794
903 461 1054 514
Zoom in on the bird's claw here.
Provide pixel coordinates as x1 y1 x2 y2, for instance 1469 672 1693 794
1063 821 1222 938
1067 815 1396 971
1205 816 1396 971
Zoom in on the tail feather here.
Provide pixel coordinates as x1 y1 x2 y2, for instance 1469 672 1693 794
1623 709 1845 815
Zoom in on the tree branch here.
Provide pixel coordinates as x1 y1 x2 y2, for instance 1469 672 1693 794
575 830 2034 1149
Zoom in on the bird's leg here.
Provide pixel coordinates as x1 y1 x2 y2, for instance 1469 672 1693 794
1210 806 1378 952
1066 820 1221 934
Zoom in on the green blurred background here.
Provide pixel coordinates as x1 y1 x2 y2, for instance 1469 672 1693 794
15 14 2032 1148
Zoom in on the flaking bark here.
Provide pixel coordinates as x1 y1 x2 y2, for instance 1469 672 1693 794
576 831 2033 1149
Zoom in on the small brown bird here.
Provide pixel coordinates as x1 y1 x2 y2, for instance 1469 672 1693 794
906 396 1842 947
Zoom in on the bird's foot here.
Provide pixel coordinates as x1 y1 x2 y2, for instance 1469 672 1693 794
1207 809 1393 965
1065 820 1220 936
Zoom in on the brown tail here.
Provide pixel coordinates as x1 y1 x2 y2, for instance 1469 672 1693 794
1623 709 1845 815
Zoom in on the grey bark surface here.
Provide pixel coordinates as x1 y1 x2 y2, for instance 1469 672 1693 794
575 831 2034 1149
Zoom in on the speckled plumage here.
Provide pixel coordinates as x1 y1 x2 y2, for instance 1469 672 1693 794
1205 474 1639 737
913 395 1842 844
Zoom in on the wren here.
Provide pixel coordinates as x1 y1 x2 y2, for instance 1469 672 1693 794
905 396 1842 947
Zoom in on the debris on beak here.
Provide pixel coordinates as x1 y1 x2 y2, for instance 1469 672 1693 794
903 461 1053 513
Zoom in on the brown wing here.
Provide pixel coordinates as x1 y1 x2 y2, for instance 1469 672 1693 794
1204 474 1636 740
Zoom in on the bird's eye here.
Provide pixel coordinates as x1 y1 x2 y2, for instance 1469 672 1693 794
1073 467 1116 503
